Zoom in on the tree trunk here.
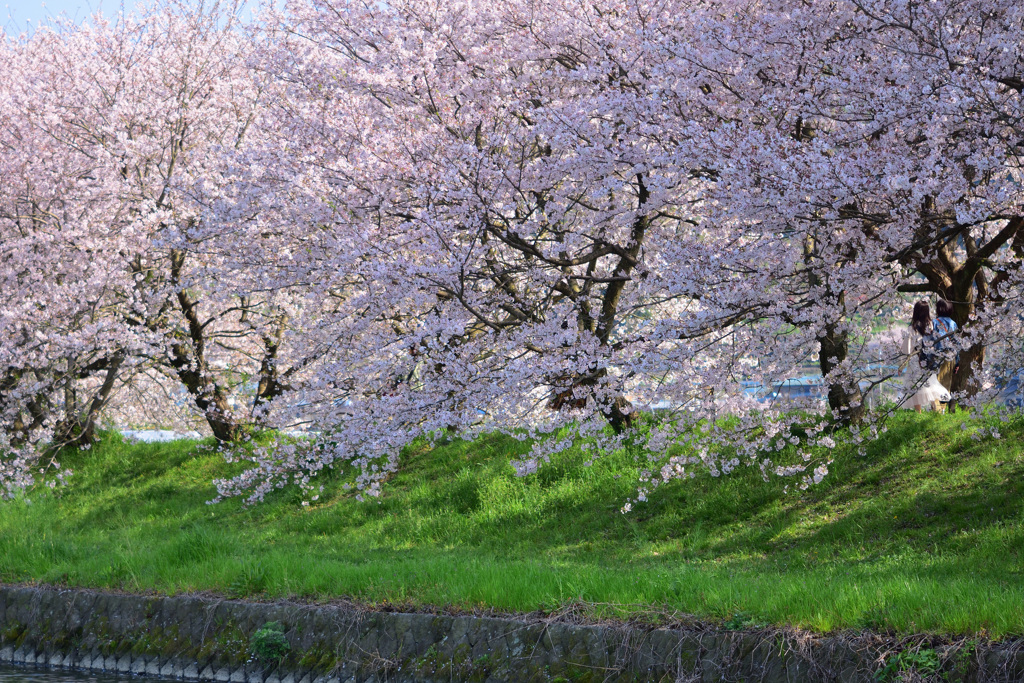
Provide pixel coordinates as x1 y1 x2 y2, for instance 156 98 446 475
949 343 985 411
942 270 982 412
805 236 863 425
818 321 864 424
591 173 645 434
53 352 125 449
167 250 245 442
204 396 242 442
251 314 289 424
603 394 635 434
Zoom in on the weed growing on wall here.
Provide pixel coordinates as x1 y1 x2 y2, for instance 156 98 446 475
250 622 289 663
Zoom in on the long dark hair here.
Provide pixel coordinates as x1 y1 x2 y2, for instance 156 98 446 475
936 298 954 319
911 300 931 336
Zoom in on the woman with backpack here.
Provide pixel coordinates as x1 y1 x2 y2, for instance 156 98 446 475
933 298 959 392
901 300 953 412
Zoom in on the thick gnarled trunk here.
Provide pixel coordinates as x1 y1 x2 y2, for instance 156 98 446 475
805 236 863 425
818 323 864 424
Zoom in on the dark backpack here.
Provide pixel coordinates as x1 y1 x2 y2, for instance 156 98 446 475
918 346 940 372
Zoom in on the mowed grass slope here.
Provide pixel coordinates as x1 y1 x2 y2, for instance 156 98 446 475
1 411 1022 637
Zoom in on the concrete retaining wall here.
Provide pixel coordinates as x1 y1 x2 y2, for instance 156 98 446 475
1 585 1021 682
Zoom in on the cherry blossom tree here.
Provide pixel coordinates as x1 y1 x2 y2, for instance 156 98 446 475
674 0 1024 408
0 0 307 492
0 19 138 477
207 0 830 502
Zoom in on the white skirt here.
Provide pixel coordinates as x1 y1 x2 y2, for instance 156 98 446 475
904 373 951 410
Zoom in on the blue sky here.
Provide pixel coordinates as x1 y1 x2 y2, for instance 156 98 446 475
5 0 110 27
4 0 270 31
7 0 101 22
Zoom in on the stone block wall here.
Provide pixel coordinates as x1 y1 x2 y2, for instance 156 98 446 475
1 585 1021 682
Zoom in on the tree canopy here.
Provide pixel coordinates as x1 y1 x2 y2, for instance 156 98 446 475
2 0 1022 503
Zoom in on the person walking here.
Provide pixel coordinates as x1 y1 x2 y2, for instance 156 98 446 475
933 298 959 393
901 300 952 412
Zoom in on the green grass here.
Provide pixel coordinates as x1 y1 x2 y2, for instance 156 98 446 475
1 411 1022 637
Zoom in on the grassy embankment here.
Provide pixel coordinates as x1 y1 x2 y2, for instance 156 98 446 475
1 411 1022 637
